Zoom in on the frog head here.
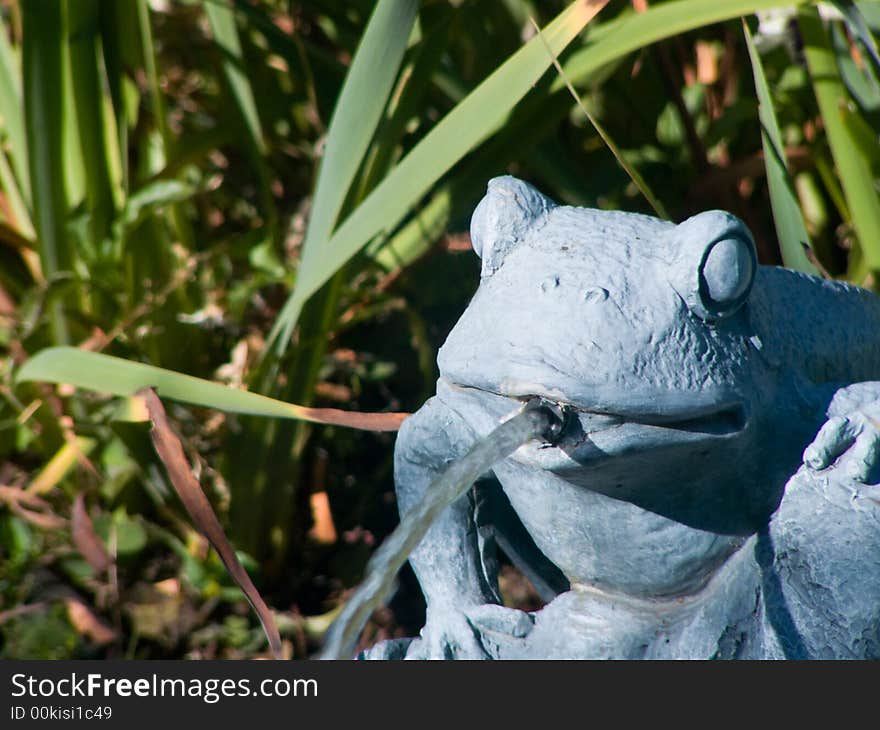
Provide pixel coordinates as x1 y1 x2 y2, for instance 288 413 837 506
439 176 778 532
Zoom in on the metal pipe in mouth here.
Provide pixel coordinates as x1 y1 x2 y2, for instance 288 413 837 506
318 400 566 660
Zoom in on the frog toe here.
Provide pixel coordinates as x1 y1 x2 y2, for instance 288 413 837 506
844 426 880 484
804 416 858 470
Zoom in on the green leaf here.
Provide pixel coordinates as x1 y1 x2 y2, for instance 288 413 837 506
840 99 880 169
0 22 31 208
203 0 266 156
61 5 86 213
22 0 72 343
16 347 406 431
17 347 316 420
268 0 609 354
530 13 667 219
117 179 197 233
352 10 452 206
67 0 123 244
135 0 170 164
203 0 278 243
800 5 880 278
291 0 419 319
0 149 34 242
558 0 809 93
743 19 817 275
93 510 148 556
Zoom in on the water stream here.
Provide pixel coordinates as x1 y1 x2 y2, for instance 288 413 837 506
319 400 562 660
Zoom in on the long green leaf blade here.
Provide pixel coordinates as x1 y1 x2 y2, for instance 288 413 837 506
371 0 814 271
0 22 31 208
559 0 808 93
16 347 407 430
529 14 668 219
297 0 419 282
68 0 122 244
0 149 35 241
743 19 817 275
800 6 880 278
22 0 71 343
203 0 267 155
203 0 280 244
268 0 608 353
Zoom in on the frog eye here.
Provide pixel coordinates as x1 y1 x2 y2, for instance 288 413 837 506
669 211 757 322
471 176 555 276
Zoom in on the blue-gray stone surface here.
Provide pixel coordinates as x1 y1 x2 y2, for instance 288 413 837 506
364 176 880 660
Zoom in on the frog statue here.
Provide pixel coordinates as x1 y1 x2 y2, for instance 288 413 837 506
364 175 880 660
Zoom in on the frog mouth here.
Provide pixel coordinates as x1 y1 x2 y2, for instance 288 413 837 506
559 400 749 438
513 396 749 472
442 379 749 445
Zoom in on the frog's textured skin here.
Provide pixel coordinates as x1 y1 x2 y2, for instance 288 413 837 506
365 176 880 660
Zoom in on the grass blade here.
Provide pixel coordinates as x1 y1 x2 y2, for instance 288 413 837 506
268 0 609 353
368 0 819 272
743 19 817 275
67 0 123 245
99 0 140 194
295 0 419 297
27 435 96 496
0 148 35 241
134 0 194 250
203 0 278 241
0 22 31 208
799 5 880 279
528 14 668 219
135 0 170 162
352 11 452 206
22 0 71 343
559 0 809 93
16 347 408 431
203 0 266 155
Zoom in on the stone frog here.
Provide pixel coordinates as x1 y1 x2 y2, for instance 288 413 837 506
365 175 880 660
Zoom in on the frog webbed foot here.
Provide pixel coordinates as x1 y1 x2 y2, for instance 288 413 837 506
804 383 880 485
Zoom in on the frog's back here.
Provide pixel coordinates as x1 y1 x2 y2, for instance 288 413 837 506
750 267 880 386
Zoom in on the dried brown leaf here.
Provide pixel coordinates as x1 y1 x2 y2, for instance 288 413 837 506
71 493 112 573
0 484 52 510
0 603 47 625
0 485 67 529
139 388 283 659
65 599 117 645
293 406 407 431
10 503 67 530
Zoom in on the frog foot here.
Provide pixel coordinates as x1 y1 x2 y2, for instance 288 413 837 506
804 384 880 484
403 605 534 660
463 604 534 658
403 608 493 660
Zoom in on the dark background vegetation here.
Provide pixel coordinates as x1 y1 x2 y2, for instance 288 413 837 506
1 0 878 658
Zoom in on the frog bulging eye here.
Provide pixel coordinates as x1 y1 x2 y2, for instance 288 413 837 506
470 176 555 276
701 237 754 310
669 211 757 322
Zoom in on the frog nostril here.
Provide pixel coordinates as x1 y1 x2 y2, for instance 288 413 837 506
584 287 609 304
540 275 561 292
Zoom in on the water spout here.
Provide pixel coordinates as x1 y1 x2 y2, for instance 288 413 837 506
319 399 564 660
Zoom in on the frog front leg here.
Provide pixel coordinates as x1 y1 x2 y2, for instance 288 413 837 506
394 394 503 659
803 382 880 484
765 381 880 658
